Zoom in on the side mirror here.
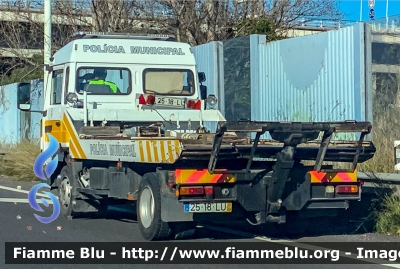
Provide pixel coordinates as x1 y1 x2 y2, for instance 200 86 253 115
198 72 206 83
17 82 31 111
200 85 207 100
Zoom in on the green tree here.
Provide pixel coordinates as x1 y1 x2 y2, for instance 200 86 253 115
0 53 43 86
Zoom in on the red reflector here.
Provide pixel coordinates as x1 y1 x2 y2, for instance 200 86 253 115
138 94 155 105
187 100 201 110
146 95 155 105
180 186 204 195
336 185 358 194
138 94 146 105
204 186 213 195
193 100 201 110
187 100 195 108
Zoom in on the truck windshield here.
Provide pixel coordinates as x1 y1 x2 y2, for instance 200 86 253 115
143 68 195 96
76 67 131 95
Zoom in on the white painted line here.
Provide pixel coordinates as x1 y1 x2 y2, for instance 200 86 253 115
204 225 400 267
0 185 51 198
0 198 54 204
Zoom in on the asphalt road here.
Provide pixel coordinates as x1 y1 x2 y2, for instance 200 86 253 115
1 176 399 269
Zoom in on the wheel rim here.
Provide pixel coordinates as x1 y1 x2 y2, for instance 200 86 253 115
139 186 155 229
59 175 72 210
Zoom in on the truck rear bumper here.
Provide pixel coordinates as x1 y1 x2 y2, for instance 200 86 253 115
175 167 361 223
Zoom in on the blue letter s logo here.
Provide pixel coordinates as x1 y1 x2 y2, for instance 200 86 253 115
29 133 61 224
28 183 60 224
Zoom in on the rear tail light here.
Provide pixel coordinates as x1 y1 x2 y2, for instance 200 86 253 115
336 185 358 194
146 95 155 105
204 186 213 195
179 186 204 195
187 100 201 110
138 94 155 105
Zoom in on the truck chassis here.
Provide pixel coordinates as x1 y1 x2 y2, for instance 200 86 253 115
53 120 375 240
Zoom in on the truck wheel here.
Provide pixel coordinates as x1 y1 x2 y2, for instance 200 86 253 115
137 173 172 241
58 165 79 218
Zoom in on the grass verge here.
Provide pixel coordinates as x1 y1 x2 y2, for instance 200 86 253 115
0 139 40 181
358 101 400 235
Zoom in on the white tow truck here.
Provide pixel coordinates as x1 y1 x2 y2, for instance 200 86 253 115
17 32 375 240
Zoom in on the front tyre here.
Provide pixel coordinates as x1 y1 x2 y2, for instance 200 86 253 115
58 165 79 218
137 173 172 241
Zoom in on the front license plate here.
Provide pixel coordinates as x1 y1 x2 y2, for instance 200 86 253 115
155 97 185 107
184 202 232 213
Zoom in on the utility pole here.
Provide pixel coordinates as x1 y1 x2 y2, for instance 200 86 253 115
386 0 389 29
44 0 51 86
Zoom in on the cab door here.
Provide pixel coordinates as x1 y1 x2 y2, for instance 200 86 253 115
41 65 68 152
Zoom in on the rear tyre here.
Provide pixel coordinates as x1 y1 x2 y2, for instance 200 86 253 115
137 173 172 241
58 165 80 218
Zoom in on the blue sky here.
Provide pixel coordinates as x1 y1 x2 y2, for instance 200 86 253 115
339 0 400 21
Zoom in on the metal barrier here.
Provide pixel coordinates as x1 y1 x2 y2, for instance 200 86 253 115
358 172 400 184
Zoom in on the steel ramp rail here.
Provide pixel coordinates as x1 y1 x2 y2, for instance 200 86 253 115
208 120 372 175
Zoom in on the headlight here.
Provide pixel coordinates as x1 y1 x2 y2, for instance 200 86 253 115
206 95 218 108
66 93 78 104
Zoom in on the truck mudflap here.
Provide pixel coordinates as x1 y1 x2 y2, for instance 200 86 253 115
173 120 372 224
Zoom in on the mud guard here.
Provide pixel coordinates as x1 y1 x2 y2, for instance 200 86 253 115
158 175 194 222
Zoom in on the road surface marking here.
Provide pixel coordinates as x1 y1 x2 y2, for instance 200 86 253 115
0 198 53 204
0 185 50 198
204 225 400 267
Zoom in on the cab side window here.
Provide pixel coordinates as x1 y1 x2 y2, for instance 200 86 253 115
51 69 64 104
64 67 70 104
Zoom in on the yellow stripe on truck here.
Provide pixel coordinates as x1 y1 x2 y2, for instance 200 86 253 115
68 141 80 159
136 139 182 164
62 113 87 159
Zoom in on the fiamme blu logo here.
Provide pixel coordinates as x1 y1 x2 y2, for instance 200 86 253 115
28 133 60 224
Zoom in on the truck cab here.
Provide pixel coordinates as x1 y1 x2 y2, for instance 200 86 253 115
19 32 225 155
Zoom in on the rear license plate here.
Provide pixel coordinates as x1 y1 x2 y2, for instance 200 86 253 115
155 97 185 107
184 202 232 213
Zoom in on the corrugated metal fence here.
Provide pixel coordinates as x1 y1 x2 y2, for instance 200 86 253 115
0 79 44 144
250 23 371 124
191 41 224 132
191 22 372 138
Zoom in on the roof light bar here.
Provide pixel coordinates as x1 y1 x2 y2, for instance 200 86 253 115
72 32 176 41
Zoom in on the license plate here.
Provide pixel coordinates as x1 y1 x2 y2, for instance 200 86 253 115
184 202 232 213
155 97 185 107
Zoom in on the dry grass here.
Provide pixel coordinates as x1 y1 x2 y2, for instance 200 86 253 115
374 188 400 236
357 105 400 173
359 98 400 234
0 139 41 181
